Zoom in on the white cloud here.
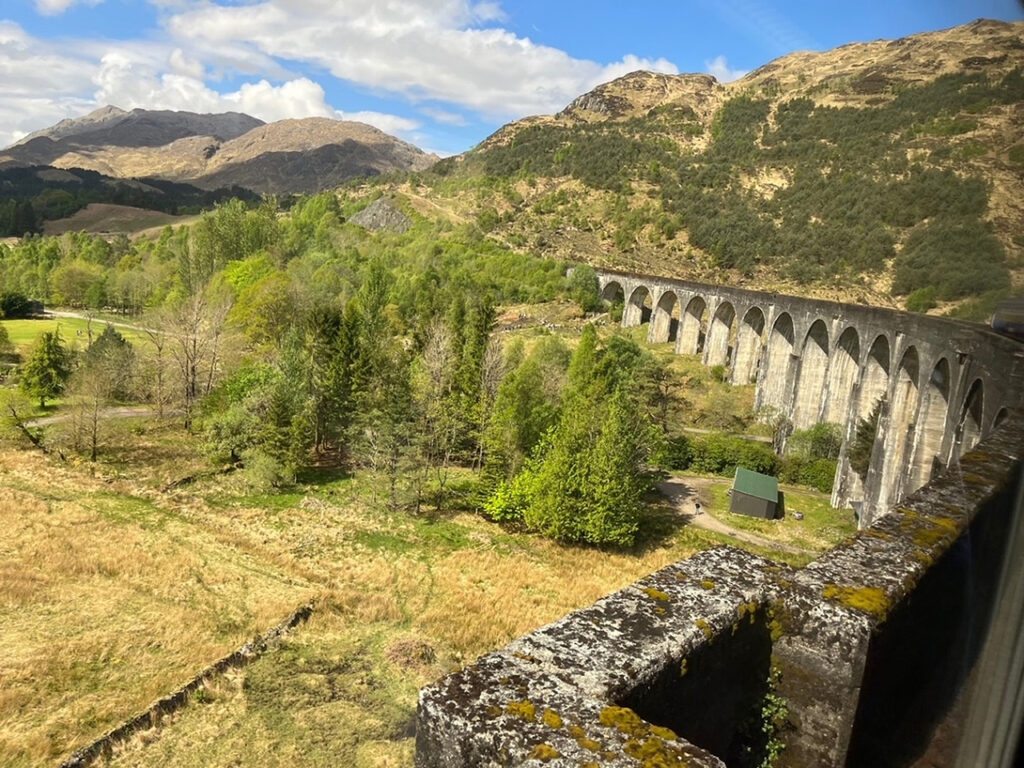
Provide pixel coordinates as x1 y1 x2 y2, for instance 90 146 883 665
163 1 680 119
168 48 204 80
705 55 749 83
338 110 420 135
35 0 104 16
0 24 417 147
0 22 97 146
91 53 420 134
420 106 468 126
1 2 684 151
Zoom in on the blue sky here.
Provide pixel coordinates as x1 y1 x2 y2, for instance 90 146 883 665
1 1 1021 154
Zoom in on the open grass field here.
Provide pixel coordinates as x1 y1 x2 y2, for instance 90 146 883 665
0 411 857 767
0 444 314 768
41 204 195 237
1 316 150 356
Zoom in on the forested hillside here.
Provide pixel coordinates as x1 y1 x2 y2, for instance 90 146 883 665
0 165 256 237
403 19 1024 319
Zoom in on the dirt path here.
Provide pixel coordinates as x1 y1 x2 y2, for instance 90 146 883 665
680 426 773 444
45 310 161 336
656 475 814 556
26 406 170 428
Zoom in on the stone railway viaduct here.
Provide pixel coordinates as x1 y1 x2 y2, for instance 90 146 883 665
418 270 1024 768
596 269 1024 526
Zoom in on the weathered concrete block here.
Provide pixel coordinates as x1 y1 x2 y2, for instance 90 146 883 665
417 547 780 767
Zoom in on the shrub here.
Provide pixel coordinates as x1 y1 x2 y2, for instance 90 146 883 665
653 433 692 471
689 433 776 477
778 455 837 493
0 292 33 319
482 476 529 524
786 422 842 461
905 286 937 313
566 264 602 313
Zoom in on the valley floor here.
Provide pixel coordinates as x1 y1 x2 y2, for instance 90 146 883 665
0 417 855 767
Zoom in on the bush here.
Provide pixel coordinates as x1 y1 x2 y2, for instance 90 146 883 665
482 476 529 524
567 264 602 313
786 422 842 461
778 456 837 493
689 433 776 477
0 292 33 319
242 449 293 491
653 433 692 471
905 286 937 313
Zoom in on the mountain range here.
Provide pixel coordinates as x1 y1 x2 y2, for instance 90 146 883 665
0 107 437 195
2 18 1021 317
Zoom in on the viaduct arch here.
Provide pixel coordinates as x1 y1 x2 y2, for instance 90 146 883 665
596 269 1024 526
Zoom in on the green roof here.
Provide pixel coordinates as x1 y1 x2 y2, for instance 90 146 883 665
732 467 779 503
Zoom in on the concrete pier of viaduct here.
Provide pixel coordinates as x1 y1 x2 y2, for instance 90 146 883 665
596 269 1024 526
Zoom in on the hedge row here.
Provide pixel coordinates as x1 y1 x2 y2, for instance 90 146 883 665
655 432 836 493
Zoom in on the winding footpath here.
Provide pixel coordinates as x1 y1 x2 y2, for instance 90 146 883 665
657 475 815 557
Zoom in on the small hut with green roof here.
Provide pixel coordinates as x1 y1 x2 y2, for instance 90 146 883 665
730 467 782 519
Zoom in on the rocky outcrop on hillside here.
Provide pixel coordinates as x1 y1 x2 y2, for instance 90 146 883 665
350 197 413 234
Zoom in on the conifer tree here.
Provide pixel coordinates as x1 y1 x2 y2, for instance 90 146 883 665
584 388 654 546
849 399 883 479
20 330 71 407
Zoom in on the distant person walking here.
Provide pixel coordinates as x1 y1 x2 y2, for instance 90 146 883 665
695 501 702 516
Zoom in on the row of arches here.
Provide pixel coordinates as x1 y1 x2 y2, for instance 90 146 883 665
601 278 1001 522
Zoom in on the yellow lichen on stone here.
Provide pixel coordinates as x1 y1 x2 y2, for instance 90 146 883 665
862 529 894 541
485 704 502 718
528 743 561 761
736 601 759 622
579 736 603 752
822 584 890 619
505 699 537 722
642 587 671 602
650 725 678 741
899 508 960 552
679 658 688 677
542 708 563 729
599 705 649 737
624 735 691 765
700 579 715 590
695 618 713 639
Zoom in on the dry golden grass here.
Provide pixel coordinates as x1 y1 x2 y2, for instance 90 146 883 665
0 408 851 767
98 516 696 768
0 449 314 768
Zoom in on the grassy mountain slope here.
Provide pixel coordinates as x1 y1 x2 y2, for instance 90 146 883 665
400 19 1024 317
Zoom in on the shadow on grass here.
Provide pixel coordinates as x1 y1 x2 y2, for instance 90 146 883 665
631 487 692 556
295 463 353 487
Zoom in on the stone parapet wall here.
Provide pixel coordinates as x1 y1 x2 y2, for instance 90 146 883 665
416 412 1024 767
